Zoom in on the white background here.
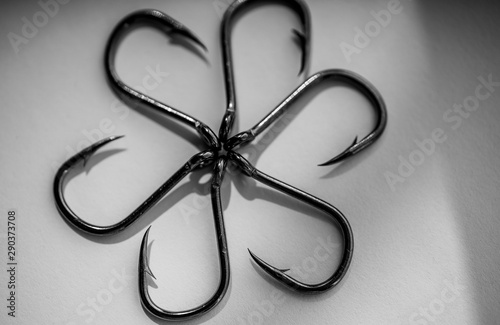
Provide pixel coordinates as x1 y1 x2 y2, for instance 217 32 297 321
1 0 499 324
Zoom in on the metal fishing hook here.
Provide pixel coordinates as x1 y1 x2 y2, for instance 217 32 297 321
227 151 353 292
225 69 387 166
218 0 311 142
139 156 230 320
53 0 387 321
104 9 220 149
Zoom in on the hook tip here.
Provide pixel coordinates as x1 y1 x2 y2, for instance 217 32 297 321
96 135 125 148
146 268 157 280
248 249 294 286
173 28 208 52
81 135 125 167
247 249 262 265
292 28 307 75
141 226 156 280
111 134 125 140
318 136 358 166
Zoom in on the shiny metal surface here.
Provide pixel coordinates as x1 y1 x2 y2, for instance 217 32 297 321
53 0 387 321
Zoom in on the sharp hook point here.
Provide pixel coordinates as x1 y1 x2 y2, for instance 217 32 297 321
318 135 357 166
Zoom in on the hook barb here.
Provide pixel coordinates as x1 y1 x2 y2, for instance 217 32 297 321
140 226 157 280
292 28 307 75
248 249 290 273
78 135 124 168
170 25 208 52
318 135 358 166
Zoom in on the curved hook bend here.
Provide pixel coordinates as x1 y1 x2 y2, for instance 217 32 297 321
105 9 219 149
228 151 353 293
139 156 231 321
225 69 387 166
218 0 311 142
53 136 215 235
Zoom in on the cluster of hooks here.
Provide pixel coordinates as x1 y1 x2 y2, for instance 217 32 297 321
54 0 386 321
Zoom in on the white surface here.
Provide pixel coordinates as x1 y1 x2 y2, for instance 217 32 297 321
1 0 499 324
